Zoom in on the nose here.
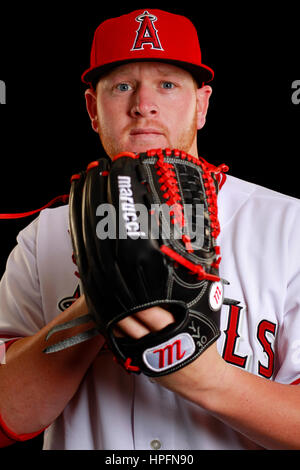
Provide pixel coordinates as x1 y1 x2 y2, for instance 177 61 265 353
129 84 159 118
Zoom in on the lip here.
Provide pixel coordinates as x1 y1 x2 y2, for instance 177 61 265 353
130 128 164 136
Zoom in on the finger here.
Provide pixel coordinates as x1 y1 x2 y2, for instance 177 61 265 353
115 315 151 339
133 306 175 332
114 307 175 339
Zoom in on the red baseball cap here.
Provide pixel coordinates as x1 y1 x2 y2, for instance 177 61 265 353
82 9 214 87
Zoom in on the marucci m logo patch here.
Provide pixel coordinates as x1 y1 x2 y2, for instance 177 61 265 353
143 333 195 372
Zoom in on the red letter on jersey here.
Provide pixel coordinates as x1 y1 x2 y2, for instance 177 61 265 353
222 304 247 368
257 320 276 379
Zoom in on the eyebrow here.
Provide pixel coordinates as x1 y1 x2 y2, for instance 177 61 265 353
98 64 197 91
105 64 189 81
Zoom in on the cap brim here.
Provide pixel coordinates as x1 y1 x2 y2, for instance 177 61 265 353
82 59 214 87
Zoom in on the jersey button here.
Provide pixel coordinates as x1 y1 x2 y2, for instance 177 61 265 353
150 439 162 450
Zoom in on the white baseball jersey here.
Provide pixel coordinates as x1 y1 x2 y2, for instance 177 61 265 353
0 174 299 450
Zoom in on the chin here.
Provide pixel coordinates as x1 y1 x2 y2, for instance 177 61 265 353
125 136 170 155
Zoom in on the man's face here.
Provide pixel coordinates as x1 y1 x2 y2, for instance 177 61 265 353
86 62 211 158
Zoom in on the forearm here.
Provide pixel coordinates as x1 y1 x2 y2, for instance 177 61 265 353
205 363 300 450
112 305 300 450
158 346 300 450
0 296 104 435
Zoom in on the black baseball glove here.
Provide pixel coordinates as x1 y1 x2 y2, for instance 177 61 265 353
45 148 228 377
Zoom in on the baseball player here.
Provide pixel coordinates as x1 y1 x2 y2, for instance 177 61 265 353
0 9 299 451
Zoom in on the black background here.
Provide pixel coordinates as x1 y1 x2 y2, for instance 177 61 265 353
0 2 299 452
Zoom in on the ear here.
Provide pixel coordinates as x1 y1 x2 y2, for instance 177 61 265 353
85 88 99 133
196 85 212 130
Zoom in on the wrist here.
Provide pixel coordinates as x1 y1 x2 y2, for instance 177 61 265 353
155 343 231 409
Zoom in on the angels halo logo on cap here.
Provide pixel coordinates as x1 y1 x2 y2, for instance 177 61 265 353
131 10 164 51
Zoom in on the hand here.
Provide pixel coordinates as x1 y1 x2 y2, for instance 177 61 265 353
114 306 175 338
114 306 227 404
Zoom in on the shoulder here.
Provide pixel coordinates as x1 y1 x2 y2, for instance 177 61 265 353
225 174 300 204
17 204 69 240
219 174 300 228
38 204 69 226
14 205 70 264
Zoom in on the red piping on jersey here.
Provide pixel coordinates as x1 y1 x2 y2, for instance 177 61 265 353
0 195 69 220
0 336 20 353
0 412 46 447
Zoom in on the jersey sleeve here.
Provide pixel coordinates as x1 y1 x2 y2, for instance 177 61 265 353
0 217 46 447
274 201 300 386
0 216 45 340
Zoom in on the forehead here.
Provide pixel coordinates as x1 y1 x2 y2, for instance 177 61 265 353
100 61 195 82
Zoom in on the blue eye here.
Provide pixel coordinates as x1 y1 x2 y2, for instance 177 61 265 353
161 81 175 89
116 83 131 92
